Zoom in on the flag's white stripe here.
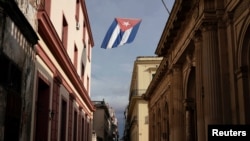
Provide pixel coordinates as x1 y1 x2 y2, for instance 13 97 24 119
107 25 120 48
119 28 132 46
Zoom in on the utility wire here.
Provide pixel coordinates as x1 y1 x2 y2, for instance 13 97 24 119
161 0 170 14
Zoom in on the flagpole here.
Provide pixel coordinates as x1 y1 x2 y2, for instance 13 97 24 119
161 0 170 14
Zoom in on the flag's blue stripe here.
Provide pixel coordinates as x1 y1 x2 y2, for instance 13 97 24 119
112 21 141 48
111 21 141 48
127 21 141 43
112 31 125 48
101 20 118 49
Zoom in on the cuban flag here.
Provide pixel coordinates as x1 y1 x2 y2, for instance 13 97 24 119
101 18 142 49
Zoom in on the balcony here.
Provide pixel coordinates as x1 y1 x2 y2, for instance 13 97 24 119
129 89 146 100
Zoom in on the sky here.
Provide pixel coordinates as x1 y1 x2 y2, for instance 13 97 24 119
85 0 174 138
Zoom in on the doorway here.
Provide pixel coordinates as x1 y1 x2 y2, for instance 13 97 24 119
34 77 50 141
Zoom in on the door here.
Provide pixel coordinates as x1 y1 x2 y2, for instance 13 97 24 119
34 78 50 141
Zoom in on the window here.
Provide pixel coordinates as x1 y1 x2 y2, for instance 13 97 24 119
145 116 149 124
83 22 86 40
88 40 90 61
62 15 68 49
81 63 85 83
75 0 80 22
152 73 156 79
74 45 78 69
87 76 89 94
75 0 80 30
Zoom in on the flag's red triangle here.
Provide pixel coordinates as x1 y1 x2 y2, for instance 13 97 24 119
116 18 141 32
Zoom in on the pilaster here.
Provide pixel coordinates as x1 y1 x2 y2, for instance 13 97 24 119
194 30 205 141
172 64 184 141
217 17 232 124
201 21 223 132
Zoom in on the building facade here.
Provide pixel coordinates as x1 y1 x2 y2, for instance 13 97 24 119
124 56 162 141
92 100 119 141
0 0 95 141
0 0 38 140
34 0 95 141
144 0 250 141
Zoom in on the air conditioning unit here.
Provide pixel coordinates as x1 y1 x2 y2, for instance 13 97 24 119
76 22 80 30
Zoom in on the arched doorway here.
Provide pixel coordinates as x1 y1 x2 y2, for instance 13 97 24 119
185 67 196 141
237 23 250 124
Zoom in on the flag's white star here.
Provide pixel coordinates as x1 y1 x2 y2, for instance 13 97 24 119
123 21 130 27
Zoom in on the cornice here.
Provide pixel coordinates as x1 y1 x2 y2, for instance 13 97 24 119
144 57 169 100
155 0 193 57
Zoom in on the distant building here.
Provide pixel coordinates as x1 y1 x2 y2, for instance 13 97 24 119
144 0 250 141
124 56 162 141
93 100 119 141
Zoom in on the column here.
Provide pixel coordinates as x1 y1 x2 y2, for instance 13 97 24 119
166 72 174 141
194 30 205 141
225 12 238 123
202 21 223 131
217 19 232 124
172 64 184 141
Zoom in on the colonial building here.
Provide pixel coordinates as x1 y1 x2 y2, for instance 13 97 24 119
92 100 119 141
124 56 162 141
0 0 95 141
144 0 250 141
34 0 95 141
